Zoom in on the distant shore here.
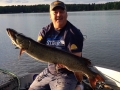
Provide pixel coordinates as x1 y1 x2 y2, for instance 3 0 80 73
0 1 120 14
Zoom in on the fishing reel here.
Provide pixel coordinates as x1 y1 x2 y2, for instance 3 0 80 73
96 82 105 89
96 82 113 90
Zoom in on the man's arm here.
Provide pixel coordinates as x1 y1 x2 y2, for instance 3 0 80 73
72 52 82 57
73 52 83 90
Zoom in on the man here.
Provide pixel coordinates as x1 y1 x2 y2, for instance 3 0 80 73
29 0 84 90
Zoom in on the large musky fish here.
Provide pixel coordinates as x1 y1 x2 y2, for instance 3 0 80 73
6 28 108 90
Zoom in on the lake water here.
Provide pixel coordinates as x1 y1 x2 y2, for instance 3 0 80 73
0 10 120 77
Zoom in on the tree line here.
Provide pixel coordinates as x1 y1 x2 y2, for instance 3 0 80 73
0 1 120 14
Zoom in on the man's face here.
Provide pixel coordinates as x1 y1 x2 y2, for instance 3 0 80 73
50 7 67 30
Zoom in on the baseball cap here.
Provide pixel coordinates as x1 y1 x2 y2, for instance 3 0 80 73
50 0 66 10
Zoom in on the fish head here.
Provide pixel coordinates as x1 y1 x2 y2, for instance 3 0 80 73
6 28 30 50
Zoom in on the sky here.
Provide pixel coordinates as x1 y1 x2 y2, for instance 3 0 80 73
0 0 120 6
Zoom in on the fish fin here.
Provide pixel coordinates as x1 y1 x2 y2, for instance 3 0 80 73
15 47 19 49
18 49 25 59
56 64 70 72
74 72 83 82
82 57 92 66
20 49 25 55
56 64 66 68
89 73 105 90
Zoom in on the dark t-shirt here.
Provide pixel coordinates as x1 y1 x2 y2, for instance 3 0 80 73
37 21 83 85
37 21 83 53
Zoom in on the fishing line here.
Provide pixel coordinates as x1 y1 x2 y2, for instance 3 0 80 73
0 68 20 90
83 35 87 41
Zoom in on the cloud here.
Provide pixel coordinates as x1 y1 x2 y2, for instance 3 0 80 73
1 0 120 6
5 0 13 3
16 0 28 3
62 0 120 4
5 0 28 3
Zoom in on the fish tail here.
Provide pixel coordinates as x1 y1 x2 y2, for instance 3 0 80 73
89 73 105 90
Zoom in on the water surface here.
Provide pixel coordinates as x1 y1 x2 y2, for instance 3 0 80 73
0 10 120 76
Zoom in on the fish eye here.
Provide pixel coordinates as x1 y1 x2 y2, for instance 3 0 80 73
15 34 20 37
16 33 23 36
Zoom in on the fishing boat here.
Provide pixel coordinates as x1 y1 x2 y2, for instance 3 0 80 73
0 66 120 90
5 28 120 90
19 66 120 90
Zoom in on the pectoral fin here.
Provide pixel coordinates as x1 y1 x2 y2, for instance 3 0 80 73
18 49 25 59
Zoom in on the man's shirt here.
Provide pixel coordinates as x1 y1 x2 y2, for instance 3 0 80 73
37 21 84 53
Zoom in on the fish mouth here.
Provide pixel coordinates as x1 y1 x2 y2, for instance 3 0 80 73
6 28 17 44
6 28 16 37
